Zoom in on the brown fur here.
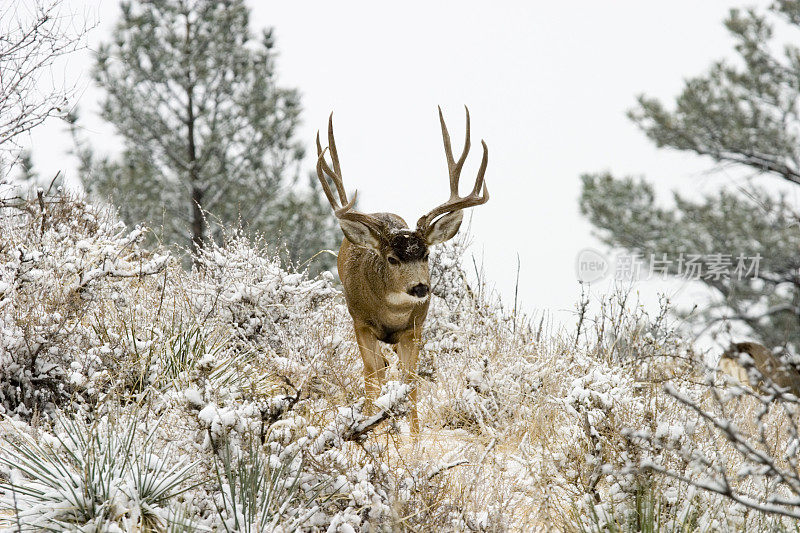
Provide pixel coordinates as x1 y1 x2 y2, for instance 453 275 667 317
338 213 431 432
721 342 800 396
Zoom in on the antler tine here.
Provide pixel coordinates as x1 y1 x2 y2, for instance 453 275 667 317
315 114 349 206
335 190 358 218
327 113 347 201
438 105 471 199
472 140 489 196
315 133 341 209
417 107 489 233
331 189 388 236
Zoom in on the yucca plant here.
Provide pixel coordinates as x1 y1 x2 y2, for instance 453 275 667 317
574 479 707 533
0 413 199 531
161 325 212 382
213 436 328 532
156 322 273 395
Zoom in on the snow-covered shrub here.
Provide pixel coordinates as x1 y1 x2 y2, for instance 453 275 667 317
193 378 433 530
0 194 168 418
561 293 797 531
182 233 361 408
628 373 800 526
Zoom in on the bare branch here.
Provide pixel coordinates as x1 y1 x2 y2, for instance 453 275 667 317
0 0 92 175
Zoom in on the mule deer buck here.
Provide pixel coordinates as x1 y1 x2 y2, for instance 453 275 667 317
720 341 800 397
316 107 489 433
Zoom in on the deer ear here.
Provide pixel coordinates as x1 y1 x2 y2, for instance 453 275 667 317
425 210 463 245
340 219 382 251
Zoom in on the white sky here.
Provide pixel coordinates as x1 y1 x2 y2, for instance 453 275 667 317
21 0 777 334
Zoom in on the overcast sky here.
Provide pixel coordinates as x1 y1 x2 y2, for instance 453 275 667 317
21 0 777 334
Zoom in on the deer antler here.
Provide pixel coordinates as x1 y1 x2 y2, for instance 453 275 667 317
416 106 489 233
316 113 385 236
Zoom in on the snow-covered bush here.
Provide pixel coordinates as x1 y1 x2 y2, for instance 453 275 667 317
0 194 168 418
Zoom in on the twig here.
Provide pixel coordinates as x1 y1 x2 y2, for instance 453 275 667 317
513 253 521 333
36 188 45 236
478 436 498 465
582 409 602 503
343 409 394 442
427 459 468 481
574 283 590 349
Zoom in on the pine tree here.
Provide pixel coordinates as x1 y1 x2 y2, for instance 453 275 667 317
580 3 800 353
85 0 336 270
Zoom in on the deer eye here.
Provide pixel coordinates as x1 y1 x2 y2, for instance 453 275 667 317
387 256 400 266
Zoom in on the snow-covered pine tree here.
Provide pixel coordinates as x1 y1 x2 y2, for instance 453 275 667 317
581 3 800 354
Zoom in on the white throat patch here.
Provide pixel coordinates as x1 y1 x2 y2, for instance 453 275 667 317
386 291 429 306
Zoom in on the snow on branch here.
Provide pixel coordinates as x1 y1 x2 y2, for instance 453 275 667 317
0 1 92 164
629 362 800 520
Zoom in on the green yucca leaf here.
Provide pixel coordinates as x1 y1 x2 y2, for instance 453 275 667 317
0 412 198 530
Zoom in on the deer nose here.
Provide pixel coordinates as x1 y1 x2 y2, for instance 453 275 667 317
408 283 429 298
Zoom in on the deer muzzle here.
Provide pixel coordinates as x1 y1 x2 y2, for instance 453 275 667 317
408 283 430 298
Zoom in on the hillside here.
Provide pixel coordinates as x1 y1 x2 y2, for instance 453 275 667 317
0 194 796 531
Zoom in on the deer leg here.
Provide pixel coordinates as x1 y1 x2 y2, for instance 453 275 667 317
396 329 421 434
354 325 386 413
